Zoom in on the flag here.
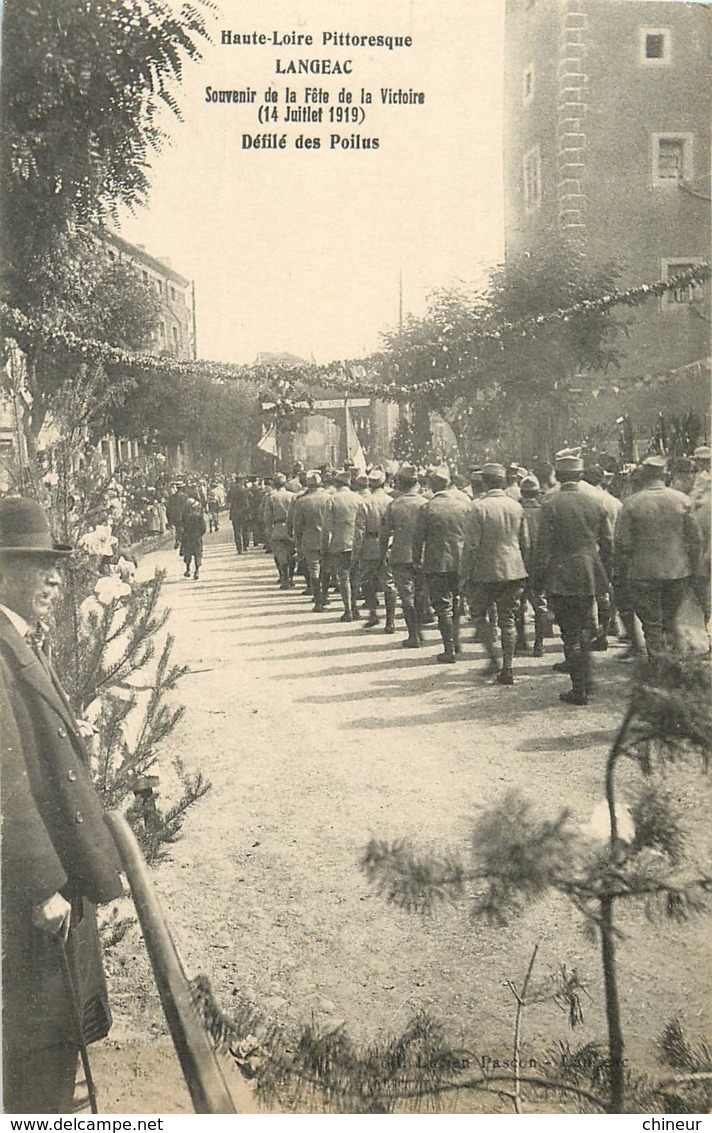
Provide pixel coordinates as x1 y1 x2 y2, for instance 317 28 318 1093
345 404 367 472
257 421 278 455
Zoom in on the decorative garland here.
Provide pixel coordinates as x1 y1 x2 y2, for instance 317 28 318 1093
1 264 708 403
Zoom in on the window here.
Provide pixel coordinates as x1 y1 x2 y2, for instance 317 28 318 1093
523 145 542 212
640 27 671 64
523 64 534 104
170 286 176 302
172 325 179 347
159 321 166 340
652 133 693 185
142 270 149 284
661 257 704 308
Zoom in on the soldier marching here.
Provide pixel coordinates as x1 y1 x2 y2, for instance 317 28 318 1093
213 444 709 707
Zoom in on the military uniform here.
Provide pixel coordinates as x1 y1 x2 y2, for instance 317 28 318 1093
413 473 471 662
615 462 701 659
264 481 296 587
534 466 614 704
291 482 330 611
462 478 528 682
227 478 251 554
517 478 547 656
380 476 427 647
354 474 397 631
321 478 363 620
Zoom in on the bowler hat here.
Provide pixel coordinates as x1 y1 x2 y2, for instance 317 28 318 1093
335 469 352 485
306 469 321 485
273 473 287 487
0 497 72 555
367 465 386 486
355 473 369 487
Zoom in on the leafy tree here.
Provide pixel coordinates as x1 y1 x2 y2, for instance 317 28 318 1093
2 240 163 448
1 0 212 446
380 239 624 461
1 0 212 312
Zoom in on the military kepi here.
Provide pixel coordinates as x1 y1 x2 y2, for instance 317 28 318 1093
0 497 73 555
482 462 506 479
641 454 667 470
554 449 584 472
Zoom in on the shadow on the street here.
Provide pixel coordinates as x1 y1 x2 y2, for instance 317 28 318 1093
338 665 631 729
517 728 613 752
252 640 439 661
268 654 431 679
299 671 468 703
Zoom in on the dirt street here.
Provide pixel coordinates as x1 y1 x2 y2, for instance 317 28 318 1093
100 527 712 1113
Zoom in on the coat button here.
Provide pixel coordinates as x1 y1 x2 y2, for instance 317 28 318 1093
57 726 67 738
67 770 77 782
74 811 83 824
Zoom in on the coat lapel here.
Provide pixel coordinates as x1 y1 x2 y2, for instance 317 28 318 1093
0 612 81 738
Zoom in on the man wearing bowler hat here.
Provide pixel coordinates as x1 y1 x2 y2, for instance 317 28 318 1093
0 497 123 1112
534 451 614 705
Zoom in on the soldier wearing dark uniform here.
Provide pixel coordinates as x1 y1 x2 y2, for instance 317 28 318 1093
413 465 471 663
534 452 614 706
461 462 529 685
615 454 702 661
354 466 398 633
0 499 123 1113
379 464 427 648
165 481 188 550
227 474 251 555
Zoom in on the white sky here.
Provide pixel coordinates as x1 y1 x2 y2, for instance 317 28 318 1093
118 0 506 364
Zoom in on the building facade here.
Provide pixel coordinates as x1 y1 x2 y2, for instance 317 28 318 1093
97 228 196 362
94 229 197 472
503 0 710 430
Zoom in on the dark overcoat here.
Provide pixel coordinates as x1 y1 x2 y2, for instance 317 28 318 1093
0 612 123 1054
412 488 471 574
534 482 614 596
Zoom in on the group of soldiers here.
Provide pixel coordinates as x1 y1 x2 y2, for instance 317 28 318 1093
217 445 710 707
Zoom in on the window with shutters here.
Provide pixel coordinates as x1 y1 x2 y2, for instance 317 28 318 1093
652 133 693 185
523 145 541 212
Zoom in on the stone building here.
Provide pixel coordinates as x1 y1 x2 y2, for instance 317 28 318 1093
94 229 197 472
97 228 196 363
503 0 710 438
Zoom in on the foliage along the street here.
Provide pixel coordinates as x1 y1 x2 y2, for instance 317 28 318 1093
0 0 213 315
17 370 211 864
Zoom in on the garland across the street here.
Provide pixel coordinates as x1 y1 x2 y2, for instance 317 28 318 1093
1 264 709 403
